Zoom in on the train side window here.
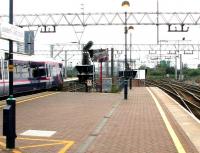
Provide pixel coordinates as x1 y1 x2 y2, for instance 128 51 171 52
21 64 29 79
4 61 8 80
14 64 21 80
0 61 2 80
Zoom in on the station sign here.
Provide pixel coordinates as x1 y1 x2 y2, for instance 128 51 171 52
93 49 108 62
119 69 146 79
0 22 24 42
118 70 137 78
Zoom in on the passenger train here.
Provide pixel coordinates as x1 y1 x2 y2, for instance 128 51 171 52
0 52 63 98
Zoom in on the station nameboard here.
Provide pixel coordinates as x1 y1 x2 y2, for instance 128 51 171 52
93 49 108 62
0 22 24 42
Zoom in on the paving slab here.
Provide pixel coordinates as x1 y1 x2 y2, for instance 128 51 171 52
85 87 199 153
0 87 199 153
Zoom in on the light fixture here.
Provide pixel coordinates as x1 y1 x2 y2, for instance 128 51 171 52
122 1 130 8
128 26 134 31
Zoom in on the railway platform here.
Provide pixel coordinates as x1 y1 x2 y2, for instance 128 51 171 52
0 87 199 153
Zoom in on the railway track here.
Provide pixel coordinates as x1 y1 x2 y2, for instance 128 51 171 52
146 79 200 120
62 83 86 92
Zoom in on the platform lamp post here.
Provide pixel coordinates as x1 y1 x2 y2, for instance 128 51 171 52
128 26 134 90
129 26 134 65
122 0 130 100
4 0 17 149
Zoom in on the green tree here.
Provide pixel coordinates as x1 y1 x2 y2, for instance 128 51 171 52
188 69 200 77
166 67 175 74
139 65 147 69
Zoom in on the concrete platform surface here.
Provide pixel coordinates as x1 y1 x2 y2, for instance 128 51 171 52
0 87 199 153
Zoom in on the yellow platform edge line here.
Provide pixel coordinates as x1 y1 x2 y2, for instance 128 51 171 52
147 87 186 153
0 92 60 109
16 92 59 105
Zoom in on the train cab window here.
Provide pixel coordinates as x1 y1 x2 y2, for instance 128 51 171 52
0 61 2 80
4 61 8 80
32 67 46 78
38 68 46 77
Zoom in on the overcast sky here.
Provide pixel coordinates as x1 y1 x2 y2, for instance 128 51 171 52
1 0 200 13
1 0 200 68
1 0 200 44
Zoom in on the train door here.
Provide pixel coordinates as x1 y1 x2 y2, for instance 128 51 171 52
30 62 40 90
0 59 9 97
45 63 51 89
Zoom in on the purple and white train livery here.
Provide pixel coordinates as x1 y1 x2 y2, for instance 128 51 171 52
0 52 63 98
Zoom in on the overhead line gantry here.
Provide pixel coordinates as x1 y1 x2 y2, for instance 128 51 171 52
1 12 200 27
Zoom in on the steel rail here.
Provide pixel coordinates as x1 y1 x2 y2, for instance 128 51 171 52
145 80 200 119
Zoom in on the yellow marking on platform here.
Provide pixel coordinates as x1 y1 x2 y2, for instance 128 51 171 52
58 141 75 153
18 137 74 153
12 149 22 153
17 137 66 142
147 87 186 153
0 141 5 147
0 138 22 153
0 136 74 153
0 92 60 109
19 142 65 149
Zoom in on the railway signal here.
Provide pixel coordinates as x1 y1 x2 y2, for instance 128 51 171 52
76 65 94 83
76 41 95 92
